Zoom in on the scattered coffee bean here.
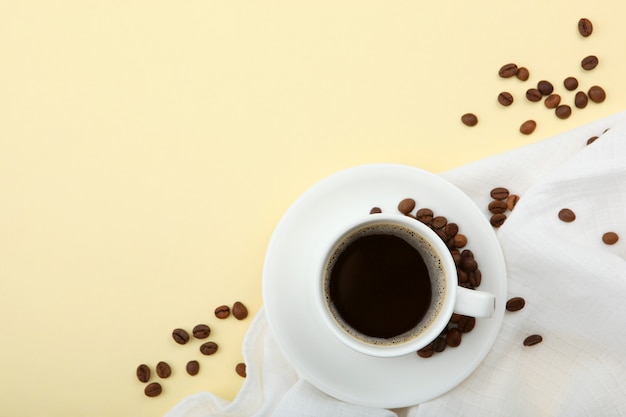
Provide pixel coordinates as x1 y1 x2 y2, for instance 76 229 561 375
555 104 572 119
431 216 448 229
433 336 447 352
369 207 382 214
156 361 171 379
581 55 599 70
578 18 593 37
398 198 416 214
488 200 508 214
186 360 200 376
544 94 561 109
490 213 507 228
446 328 462 347
602 232 619 245
417 344 434 358
526 88 542 102
499 63 518 78
453 234 467 248
574 91 589 109
520 120 537 135
563 76 579 91
232 301 249 320
461 113 478 127
200 341 219 355
588 85 606 103
506 194 520 211
136 364 151 383
192 324 211 339
498 92 514 106
506 297 526 312
516 67 530 81
587 136 599 145
490 187 510 201
457 316 476 332
215 305 231 319
172 328 190 345
537 80 554 96
558 208 576 222
416 208 434 224
235 362 247 378
445 223 459 237
144 382 162 397
523 334 543 346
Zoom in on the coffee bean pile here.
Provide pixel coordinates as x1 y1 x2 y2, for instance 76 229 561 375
505 296 542 346
135 301 249 398
558 207 620 245
461 18 607 135
488 187 520 228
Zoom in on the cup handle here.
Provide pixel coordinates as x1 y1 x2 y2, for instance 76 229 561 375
454 286 496 318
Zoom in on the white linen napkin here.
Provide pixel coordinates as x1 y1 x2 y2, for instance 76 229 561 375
166 110 626 417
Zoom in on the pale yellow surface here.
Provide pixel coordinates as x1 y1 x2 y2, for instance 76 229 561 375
1 1 624 416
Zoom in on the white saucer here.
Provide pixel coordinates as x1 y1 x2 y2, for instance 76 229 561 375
262 164 507 408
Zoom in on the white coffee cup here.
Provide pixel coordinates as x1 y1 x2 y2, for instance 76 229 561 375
313 213 495 357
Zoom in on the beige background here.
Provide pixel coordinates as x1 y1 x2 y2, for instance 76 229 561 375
1 1 624 416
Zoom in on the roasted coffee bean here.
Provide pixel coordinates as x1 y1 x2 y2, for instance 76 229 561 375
490 213 507 228
453 234 467 248
433 336 447 352
233 301 249 320
602 232 619 245
555 105 572 119
470 269 482 287
192 324 211 339
588 85 606 103
523 334 543 346
446 328 462 347
369 207 382 214
450 313 462 323
200 341 219 355
457 268 469 284
578 18 593 37
490 187 509 201
431 216 447 229
445 223 459 237
156 361 171 379
398 198 416 214
416 208 434 224
544 94 561 109
172 328 190 345
417 343 435 358
434 229 448 242
144 382 162 397
537 80 554 96
558 208 576 222
186 360 200 376
506 296 526 312
215 305 231 319
136 364 151 383
575 91 589 109
235 362 247 377
520 120 537 135
507 194 520 211
498 92 514 106
526 88 542 102
461 256 478 273
458 316 476 332
451 250 462 266
587 136 599 145
499 63 518 78
516 66 530 81
563 76 579 91
581 55 598 70
488 200 508 214
461 113 478 127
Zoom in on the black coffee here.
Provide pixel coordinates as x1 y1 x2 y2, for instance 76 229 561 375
328 233 432 339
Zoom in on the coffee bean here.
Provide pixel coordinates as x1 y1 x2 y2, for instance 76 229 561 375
574 91 588 109
369 207 382 214
490 213 507 228
457 268 469 284
506 194 520 211
516 66 530 81
587 136 599 145
432 336 447 353
431 216 447 229
457 316 476 332
537 80 554 96
235 362 247 378
544 94 561 109
136 364 151 383
446 328 462 347
602 232 619 245
416 208 434 224
156 361 171 379
172 328 190 345
499 63 518 78
523 334 543 346
578 18 593 37
581 55 598 70
233 301 249 320
144 382 162 397
186 360 200 376
555 105 572 119
588 85 606 103
563 76 579 91
526 88 542 102
417 344 434 358
498 92 514 106
200 341 219 355
469 269 482 287
398 198 416 214
453 234 467 248
506 296 526 312
520 120 537 135
461 256 478 273
461 113 478 127
192 324 211 339
488 200 507 214
451 250 462 266
558 208 576 222
490 187 510 201
445 223 459 238
215 305 231 319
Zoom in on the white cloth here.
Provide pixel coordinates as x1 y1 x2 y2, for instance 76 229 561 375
166 111 626 417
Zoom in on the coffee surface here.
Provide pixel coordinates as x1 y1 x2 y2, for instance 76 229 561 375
329 234 432 339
